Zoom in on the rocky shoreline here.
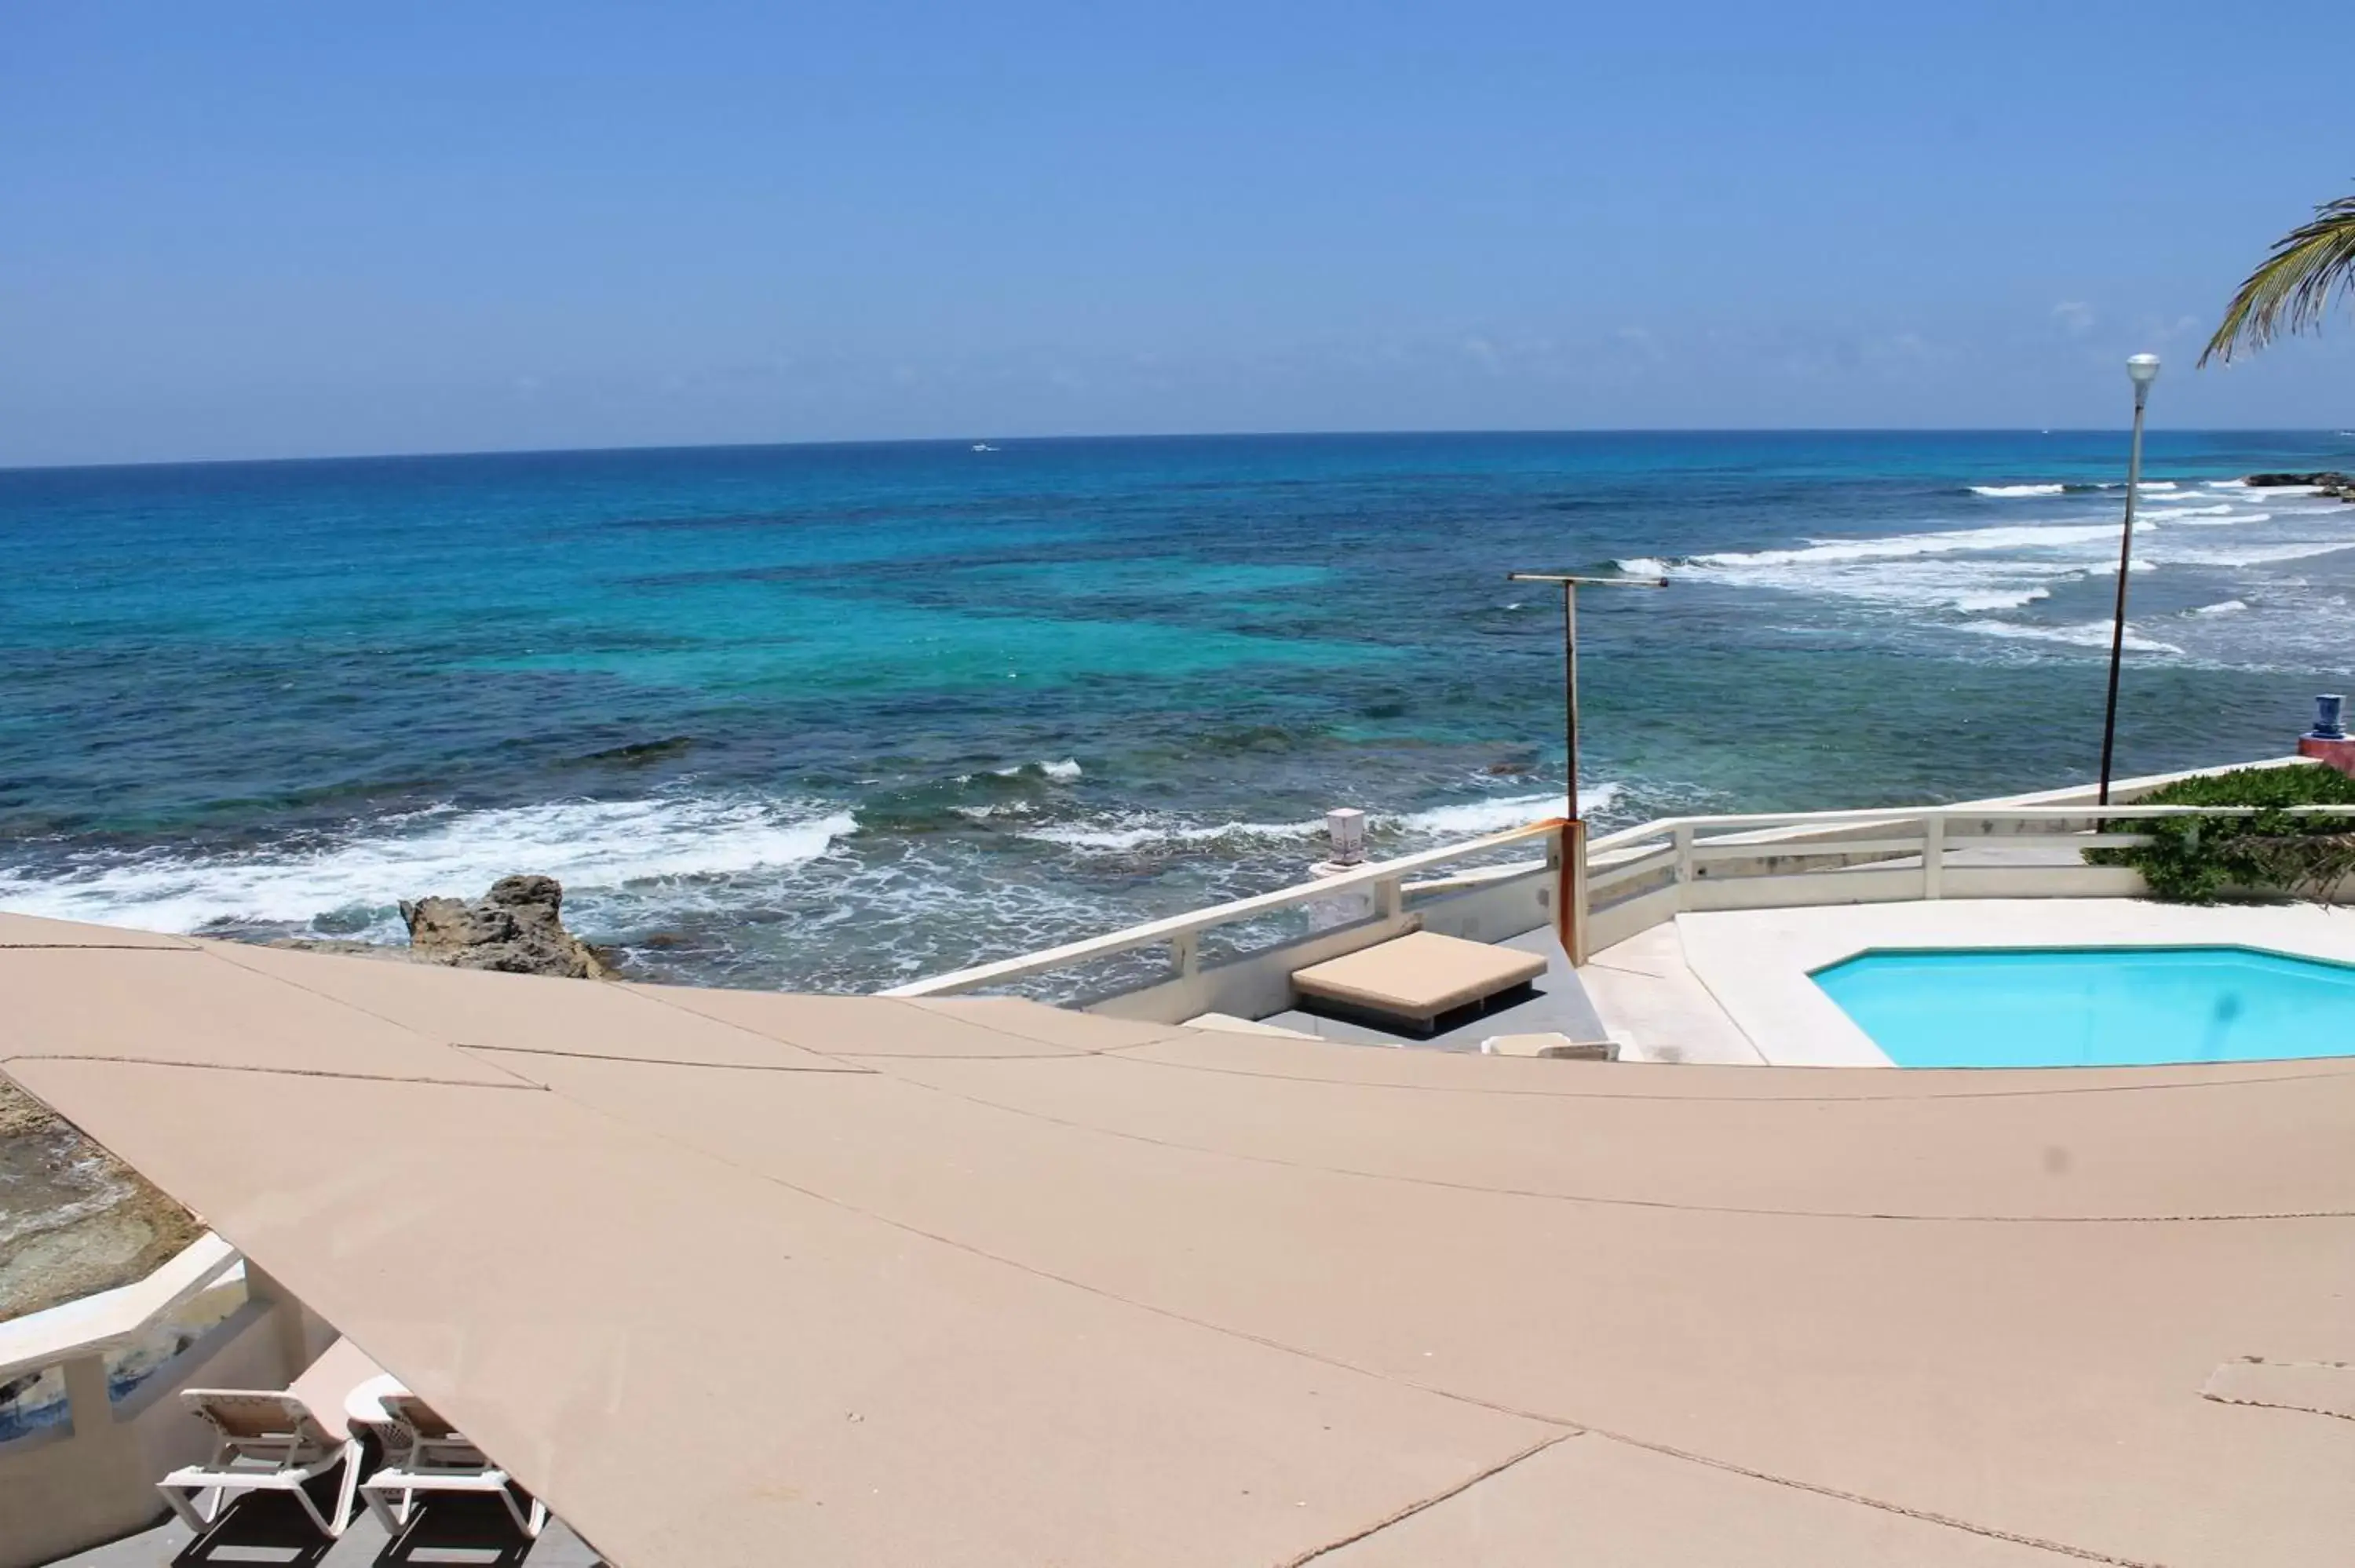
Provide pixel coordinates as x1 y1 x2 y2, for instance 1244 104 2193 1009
0 1081 206 1322
1 876 611 1322
2244 470 2355 501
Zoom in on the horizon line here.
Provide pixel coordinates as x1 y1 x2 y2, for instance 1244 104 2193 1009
5 424 2348 477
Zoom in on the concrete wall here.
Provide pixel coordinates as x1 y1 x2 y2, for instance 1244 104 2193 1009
0 1272 327 1568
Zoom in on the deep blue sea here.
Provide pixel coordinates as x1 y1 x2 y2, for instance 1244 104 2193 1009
4 430 2351 992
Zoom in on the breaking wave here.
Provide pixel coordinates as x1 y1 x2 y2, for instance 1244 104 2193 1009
1022 815 1322 852
1679 522 2126 571
1614 476 2352 634
0 796 857 936
1393 784 1622 837
2158 540 2355 569
1966 480 2182 498
1959 621 2182 655
1021 785 1623 855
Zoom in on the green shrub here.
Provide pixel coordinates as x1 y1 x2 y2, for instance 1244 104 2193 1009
2087 763 2355 903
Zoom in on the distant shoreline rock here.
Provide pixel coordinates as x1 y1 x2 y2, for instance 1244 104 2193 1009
2244 471 2355 501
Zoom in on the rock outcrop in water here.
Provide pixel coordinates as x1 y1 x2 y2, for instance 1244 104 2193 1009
2245 471 2355 501
400 873 612 979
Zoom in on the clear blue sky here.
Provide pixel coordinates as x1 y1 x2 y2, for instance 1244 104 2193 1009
5 2 2351 465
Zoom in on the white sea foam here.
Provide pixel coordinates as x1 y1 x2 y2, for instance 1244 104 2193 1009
2191 599 2249 616
1024 815 1323 852
2155 540 2355 569
1959 621 2182 655
1022 784 1622 855
1612 558 1671 578
1631 476 2353 629
1650 524 2114 618
1393 785 1621 837
1952 585 2054 612
1688 522 2125 571
1964 479 2182 499
953 802 1041 820
983 758 1083 780
0 797 856 935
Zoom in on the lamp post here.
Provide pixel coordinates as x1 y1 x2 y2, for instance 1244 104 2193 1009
2096 352 2161 806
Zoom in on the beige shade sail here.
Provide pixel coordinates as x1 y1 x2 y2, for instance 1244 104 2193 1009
2 913 2351 1567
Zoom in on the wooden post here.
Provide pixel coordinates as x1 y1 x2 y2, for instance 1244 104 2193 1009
1554 820 1590 965
1561 579 1579 819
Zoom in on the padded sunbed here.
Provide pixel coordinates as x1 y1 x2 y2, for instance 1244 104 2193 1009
1291 931 1548 1034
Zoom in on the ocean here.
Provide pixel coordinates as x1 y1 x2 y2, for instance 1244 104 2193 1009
3 430 2350 994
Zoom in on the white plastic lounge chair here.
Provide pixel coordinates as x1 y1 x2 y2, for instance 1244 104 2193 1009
156 1389 361 1539
360 1391 547 1538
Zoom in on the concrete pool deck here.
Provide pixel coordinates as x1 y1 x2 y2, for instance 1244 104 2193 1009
1584 897 2355 1067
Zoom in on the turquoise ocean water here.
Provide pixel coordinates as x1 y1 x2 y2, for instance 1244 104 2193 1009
3 430 2350 992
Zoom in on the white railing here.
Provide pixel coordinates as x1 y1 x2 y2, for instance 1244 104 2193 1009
882 818 1573 1001
1575 800 2355 954
879 762 2355 1012
1587 802 2355 892
0 1233 241 1387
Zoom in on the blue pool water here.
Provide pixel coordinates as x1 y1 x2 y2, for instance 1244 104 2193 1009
1812 946 2355 1067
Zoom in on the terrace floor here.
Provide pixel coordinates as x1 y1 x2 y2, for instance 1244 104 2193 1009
1582 895 2355 1067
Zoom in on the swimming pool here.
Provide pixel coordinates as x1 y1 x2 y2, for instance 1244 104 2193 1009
1809 945 2355 1067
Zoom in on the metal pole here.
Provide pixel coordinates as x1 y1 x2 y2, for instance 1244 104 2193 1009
1509 570 1663 826
1507 569 1663 967
2096 385 2150 806
1562 580 1579 821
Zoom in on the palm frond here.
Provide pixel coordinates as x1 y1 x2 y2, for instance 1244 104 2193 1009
2201 192 2355 366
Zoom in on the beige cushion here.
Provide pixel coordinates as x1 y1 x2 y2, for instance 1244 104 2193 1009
1481 1032 1617 1060
1181 1012 1323 1041
1292 932 1548 1025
